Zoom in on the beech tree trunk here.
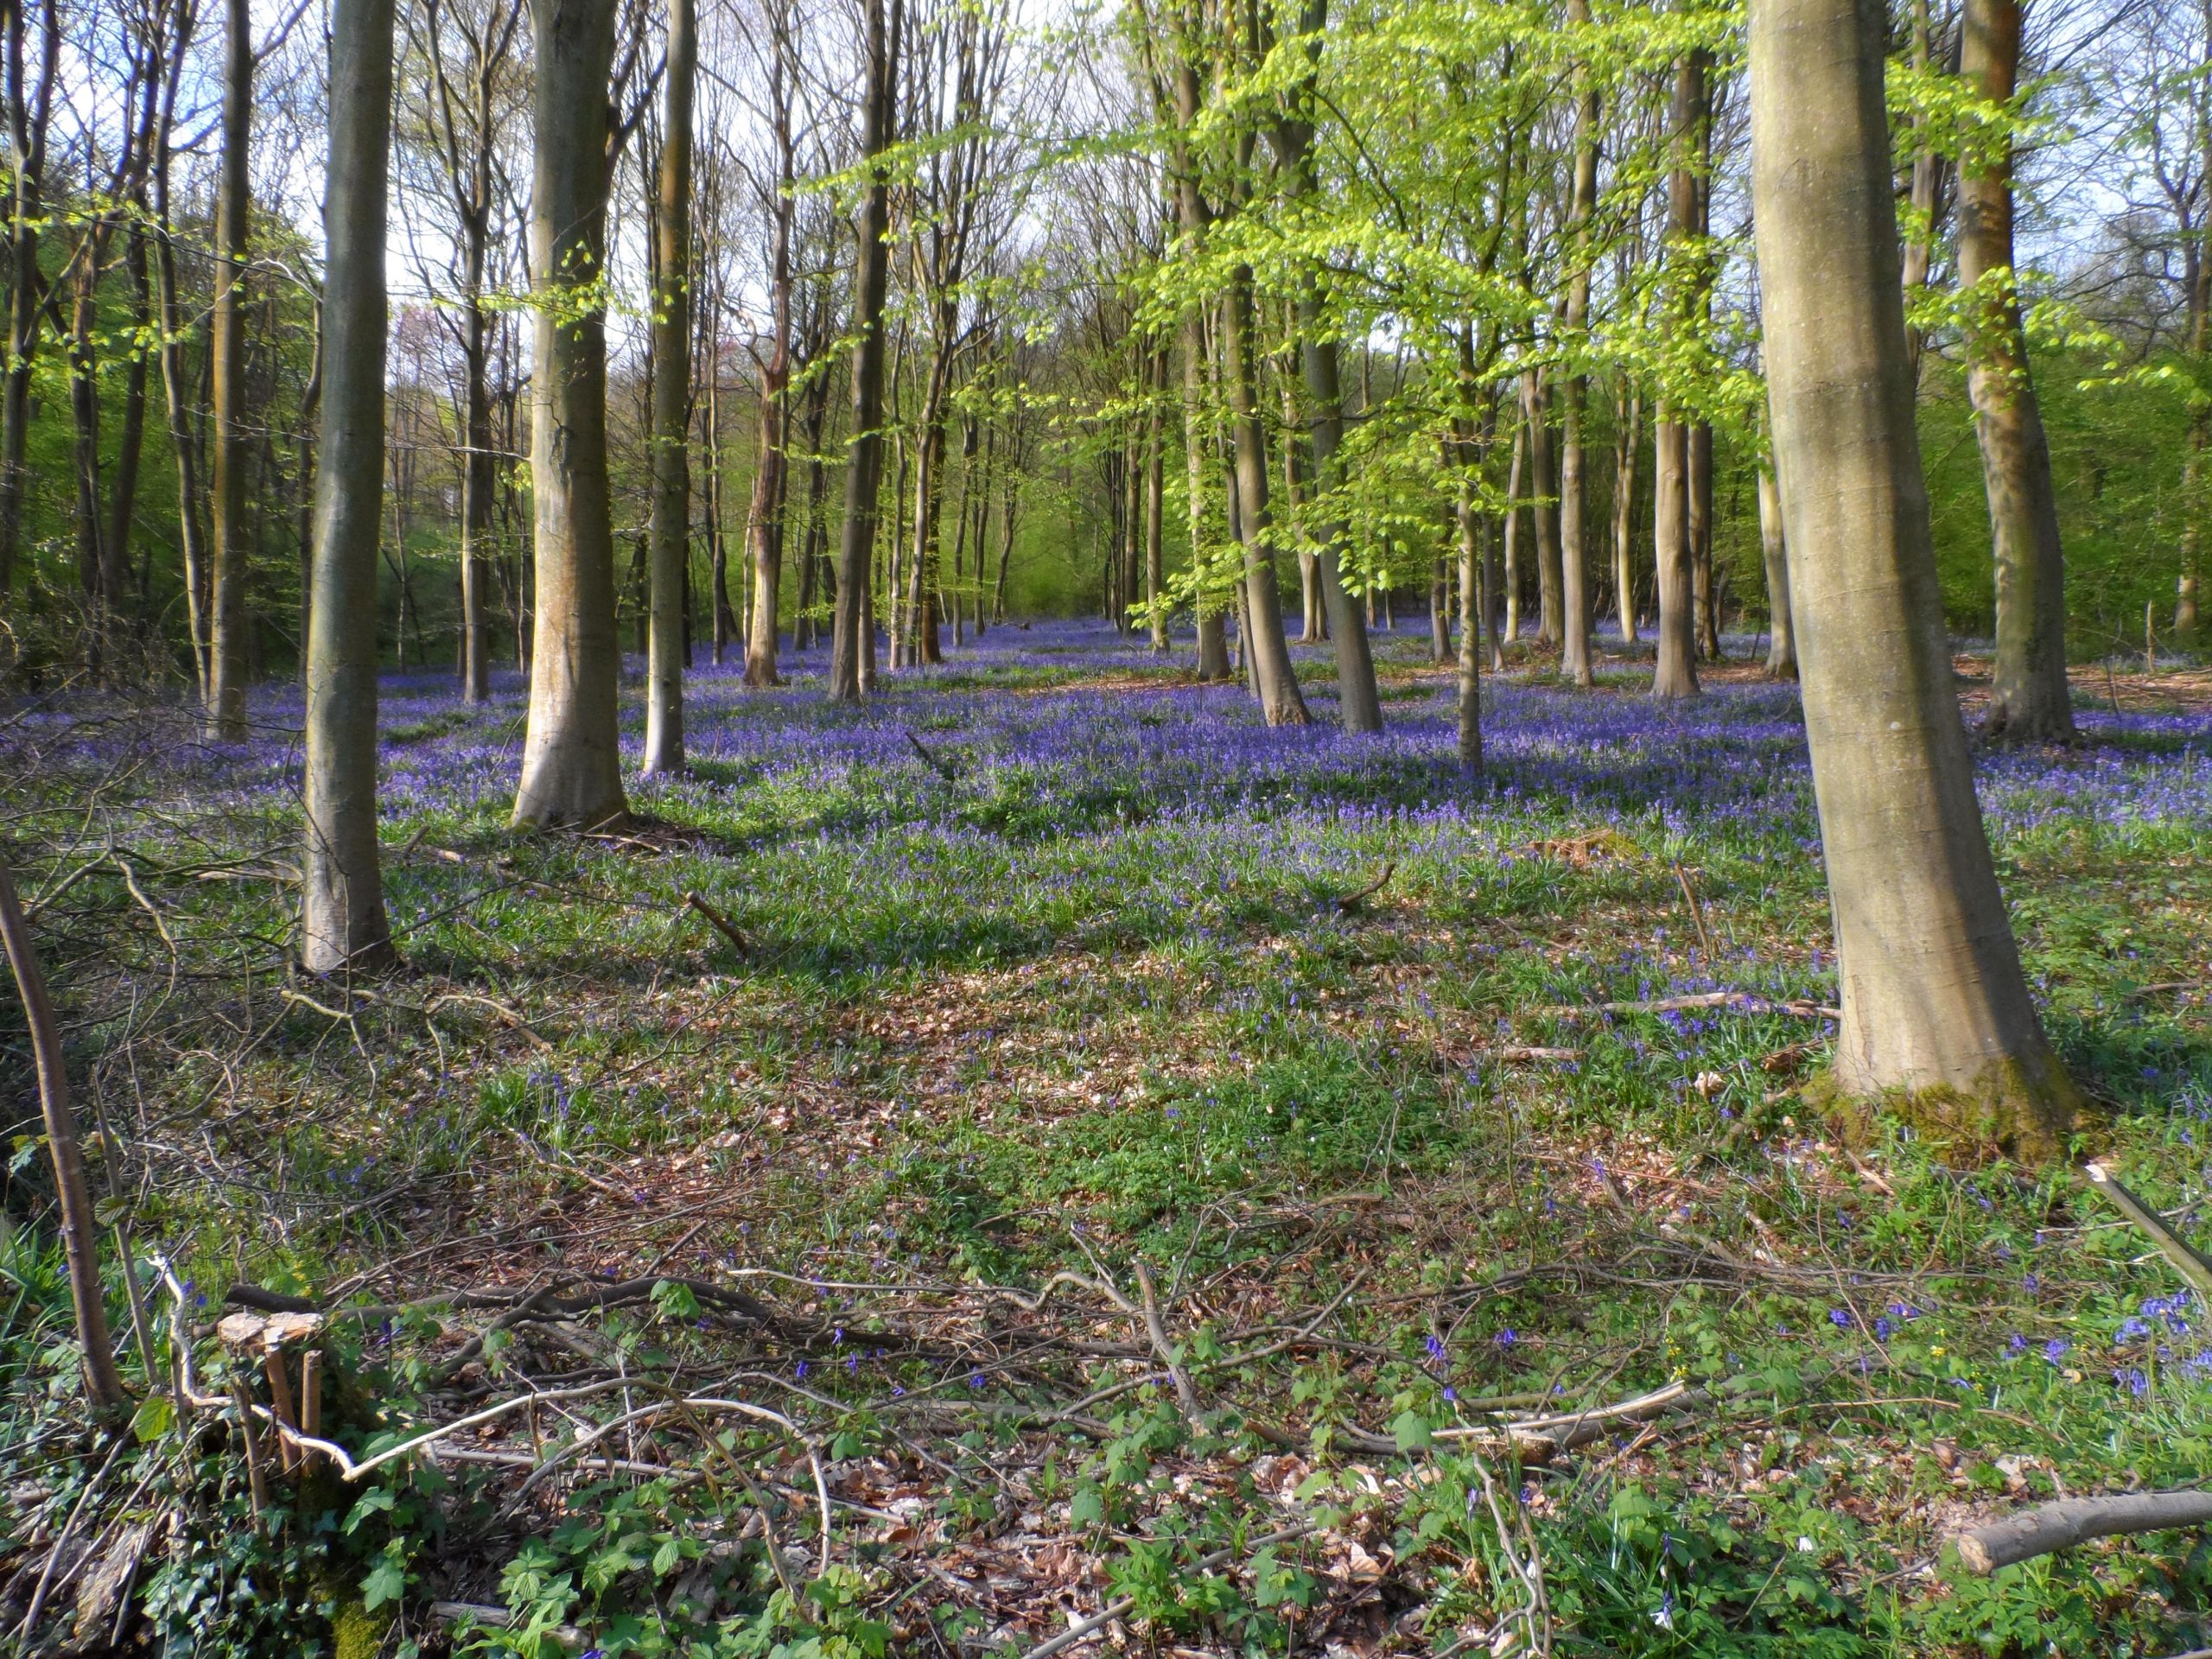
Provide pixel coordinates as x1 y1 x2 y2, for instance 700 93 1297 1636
645 0 695 769
1652 51 1701 701
1557 0 1599 687
1651 409 1698 697
1613 385 1640 642
1274 3 1381 732
830 0 898 700
1749 0 2078 1159
301 0 397 975
1221 257 1309 726
1758 465 1795 678
1959 0 2075 742
205 0 253 740
1522 370 1562 650
512 0 627 829
1145 346 1167 651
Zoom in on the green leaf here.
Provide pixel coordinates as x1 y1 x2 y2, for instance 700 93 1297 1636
1390 1408 1433 1452
361 1548 408 1612
130 1392 174 1443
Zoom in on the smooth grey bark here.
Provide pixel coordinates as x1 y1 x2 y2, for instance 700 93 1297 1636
1651 51 1701 700
205 0 252 740
1271 0 1379 731
743 0 796 687
512 0 627 829
1652 409 1698 697
1521 370 1562 650
1958 0 2075 741
644 0 695 772
1758 464 1795 678
1145 345 1167 652
1749 0 2078 1159
1220 256 1309 726
302 0 397 975
1612 384 1640 641
830 0 898 700
1557 0 1599 686
1501 422 1522 649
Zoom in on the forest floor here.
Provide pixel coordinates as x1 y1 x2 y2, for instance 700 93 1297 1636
3 620 2211 1658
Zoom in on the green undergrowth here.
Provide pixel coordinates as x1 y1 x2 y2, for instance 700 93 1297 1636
3 638 2210 1656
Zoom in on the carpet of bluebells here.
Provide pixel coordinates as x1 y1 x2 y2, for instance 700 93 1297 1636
6 619 2212 1656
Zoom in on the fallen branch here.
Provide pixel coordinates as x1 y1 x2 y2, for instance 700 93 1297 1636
1955 1489 2212 1573
1334 861 1395 913
684 891 751 957
1531 990 1840 1022
906 731 959 781
2084 1163 2212 1300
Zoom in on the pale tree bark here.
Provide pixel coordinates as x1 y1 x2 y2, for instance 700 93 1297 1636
1521 370 1562 649
1145 343 1167 650
1651 50 1701 700
1502 421 1522 649
644 0 695 769
1165 39 1231 680
1221 254 1309 726
1749 0 2078 1159
206 0 253 740
743 0 795 688
512 0 628 829
302 0 397 976
1612 383 1640 641
419 0 524 704
1959 0 2074 741
150 13 213 702
1651 409 1697 696
1758 463 1795 677
830 0 899 699
1272 0 1380 732
1557 0 1599 687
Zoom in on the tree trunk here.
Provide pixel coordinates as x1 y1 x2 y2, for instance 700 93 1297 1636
1272 8 1380 731
1612 385 1640 642
645 0 695 768
1652 410 1699 698
1558 0 1599 686
1221 260 1308 725
0 0 55 600
1652 51 1702 700
1522 371 1561 650
1502 422 1523 652
302 0 397 974
1749 0 2077 1158
512 0 627 829
1690 421 1719 657
1758 464 1795 678
1958 0 2074 742
1454 460 1484 772
830 0 898 700
106 225 153 665
205 0 252 739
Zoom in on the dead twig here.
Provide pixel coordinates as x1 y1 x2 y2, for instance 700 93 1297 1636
683 891 751 957
1334 861 1395 913
906 731 959 781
